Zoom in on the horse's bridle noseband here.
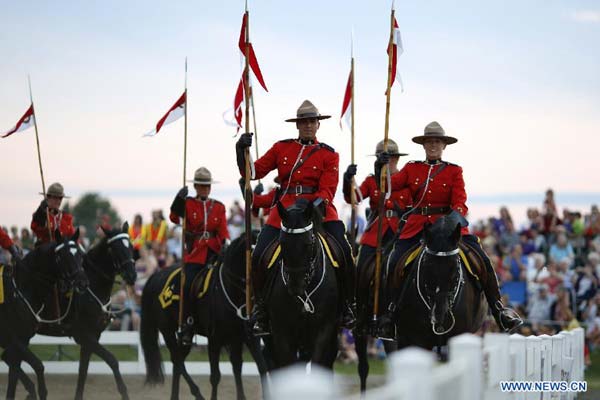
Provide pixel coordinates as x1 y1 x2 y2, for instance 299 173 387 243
280 222 313 234
424 246 460 257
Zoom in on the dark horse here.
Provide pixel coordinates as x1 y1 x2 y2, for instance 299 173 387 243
391 214 487 350
0 230 88 400
263 199 339 370
25 223 137 400
141 235 268 400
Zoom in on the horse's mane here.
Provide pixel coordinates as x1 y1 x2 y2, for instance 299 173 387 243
426 215 460 251
286 198 324 234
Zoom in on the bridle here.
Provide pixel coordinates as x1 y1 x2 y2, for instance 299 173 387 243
279 221 325 314
416 244 463 336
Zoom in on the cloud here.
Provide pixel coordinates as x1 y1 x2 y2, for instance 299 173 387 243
570 10 600 23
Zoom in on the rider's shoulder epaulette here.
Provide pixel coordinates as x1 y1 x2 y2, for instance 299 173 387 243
212 199 225 207
318 142 335 152
277 138 295 144
444 161 460 167
407 160 422 164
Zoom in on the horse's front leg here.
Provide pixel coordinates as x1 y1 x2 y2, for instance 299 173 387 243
74 345 92 400
84 340 129 400
207 336 222 400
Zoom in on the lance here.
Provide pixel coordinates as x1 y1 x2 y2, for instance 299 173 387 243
372 7 396 322
243 7 253 316
28 76 52 240
29 76 61 320
348 33 358 252
178 58 189 333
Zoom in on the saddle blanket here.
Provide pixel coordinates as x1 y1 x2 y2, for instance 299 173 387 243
158 266 214 309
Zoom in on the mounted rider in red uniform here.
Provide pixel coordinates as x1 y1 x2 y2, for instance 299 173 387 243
343 139 411 262
170 167 230 345
236 100 356 336
377 122 523 338
31 182 75 244
1 227 22 263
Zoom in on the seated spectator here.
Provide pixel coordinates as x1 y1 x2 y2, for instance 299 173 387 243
529 228 547 254
502 244 527 282
20 228 34 254
528 284 554 325
134 246 158 297
518 231 536 255
166 226 182 261
499 220 520 256
527 252 547 286
549 233 574 268
539 262 563 294
573 262 598 314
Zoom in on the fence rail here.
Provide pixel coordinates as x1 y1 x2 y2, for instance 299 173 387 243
0 331 259 376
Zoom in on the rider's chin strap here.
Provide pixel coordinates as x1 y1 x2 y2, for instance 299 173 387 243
280 222 313 234
424 247 460 257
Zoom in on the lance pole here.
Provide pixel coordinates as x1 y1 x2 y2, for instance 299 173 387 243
243 9 253 316
349 49 357 252
373 7 396 322
178 58 189 332
28 76 52 240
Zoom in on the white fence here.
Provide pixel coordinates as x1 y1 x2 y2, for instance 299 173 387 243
270 328 587 400
0 331 259 376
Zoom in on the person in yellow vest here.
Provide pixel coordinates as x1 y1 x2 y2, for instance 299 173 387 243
128 214 147 260
145 209 168 251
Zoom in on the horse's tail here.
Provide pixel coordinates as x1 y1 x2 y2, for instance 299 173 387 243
140 274 164 385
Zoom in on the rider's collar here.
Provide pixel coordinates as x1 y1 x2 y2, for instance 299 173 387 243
298 138 317 145
425 159 442 165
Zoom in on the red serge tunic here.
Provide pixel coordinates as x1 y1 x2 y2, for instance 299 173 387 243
248 139 340 228
31 210 75 243
346 174 412 247
0 228 14 250
252 188 277 218
170 198 229 265
390 160 469 239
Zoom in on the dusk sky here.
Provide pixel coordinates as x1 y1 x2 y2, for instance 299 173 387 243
1 0 599 229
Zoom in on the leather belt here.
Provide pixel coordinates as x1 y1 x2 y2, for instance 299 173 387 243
384 209 399 218
413 206 450 216
284 185 317 195
187 231 216 240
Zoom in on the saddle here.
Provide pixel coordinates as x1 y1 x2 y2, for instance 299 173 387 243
261 232 342 272
356 241 396 292
158 266 214 309
391 241 485 290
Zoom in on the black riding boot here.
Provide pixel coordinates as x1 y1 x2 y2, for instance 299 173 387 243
483 272 523 333
250 295 271 336
376 289 398 341
177 316 195 346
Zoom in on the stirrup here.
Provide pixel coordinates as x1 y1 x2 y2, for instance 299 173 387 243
252 321 271 337
177 317 195 346
494 301 523 333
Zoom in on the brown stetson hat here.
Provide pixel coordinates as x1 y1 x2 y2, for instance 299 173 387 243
412 121 458 145
187 167 219 185
40 182 70 198
375 139 408 157
285 100 331 122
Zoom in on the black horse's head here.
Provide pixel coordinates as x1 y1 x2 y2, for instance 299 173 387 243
52 228 88 293
100 222 137 286
277 199 320 297
421 213 465 334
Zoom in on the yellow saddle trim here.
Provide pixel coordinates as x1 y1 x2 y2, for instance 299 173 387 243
0 265 4 304
403 246 478 281
196 268 214 299
404 246 422 267
317 233 339 268
459 249 478 281
266 233 340 269
267 246 281 269
158 267 181 309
